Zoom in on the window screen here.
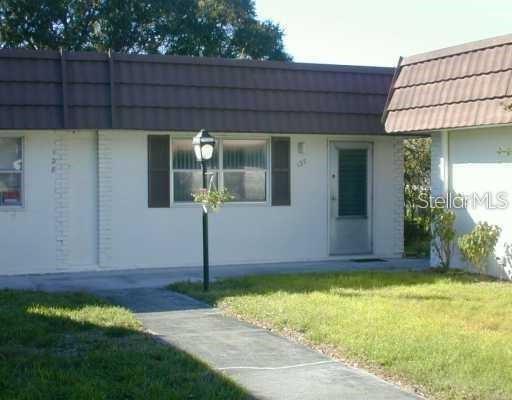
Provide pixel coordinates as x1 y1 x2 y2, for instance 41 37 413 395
222 140 267 202
168 138 272 204
338 149 367 217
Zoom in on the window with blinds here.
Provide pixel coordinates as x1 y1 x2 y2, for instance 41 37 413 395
148 136 291 207
172 139 218 202
0 137 23 207
223 139 267 202
171 138 267 203
338 149 367 217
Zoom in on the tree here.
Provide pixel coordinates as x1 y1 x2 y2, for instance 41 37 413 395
0 0 291 60
403 137 431 256
404 137 431 225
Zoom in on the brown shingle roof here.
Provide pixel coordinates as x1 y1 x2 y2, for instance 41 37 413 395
0 49 394 134
384 33 512 133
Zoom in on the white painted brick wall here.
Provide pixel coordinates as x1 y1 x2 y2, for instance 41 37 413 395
52 133 71 267
392 137 405 256
98 131 113 267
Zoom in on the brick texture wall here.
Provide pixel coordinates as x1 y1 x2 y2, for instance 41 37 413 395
392 137 405 256
52 132 71 268
98 132 113 267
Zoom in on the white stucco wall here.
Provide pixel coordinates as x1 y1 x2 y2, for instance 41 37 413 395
100 131 403 270
0 130 403 274
0 131 97 274
431 127 512 279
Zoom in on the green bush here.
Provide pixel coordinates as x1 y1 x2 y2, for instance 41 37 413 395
458 222 501 273
404 216 430 257
431 207 456 271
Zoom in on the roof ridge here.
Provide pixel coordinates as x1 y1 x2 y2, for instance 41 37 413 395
0 48 395 75
402 33 512 66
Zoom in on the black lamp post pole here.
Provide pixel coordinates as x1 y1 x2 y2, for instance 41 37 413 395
201 160 209 291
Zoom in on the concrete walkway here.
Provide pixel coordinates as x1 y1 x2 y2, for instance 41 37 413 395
0 258 427 292
100 288 422 400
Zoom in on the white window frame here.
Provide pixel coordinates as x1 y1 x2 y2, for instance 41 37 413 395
0 135 24 210
170 136 270 207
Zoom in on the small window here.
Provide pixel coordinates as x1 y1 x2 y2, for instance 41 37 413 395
222 139 267 202
0 137 23 207
172 139 218 202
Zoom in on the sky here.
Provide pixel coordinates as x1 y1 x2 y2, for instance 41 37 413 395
255 0 512 67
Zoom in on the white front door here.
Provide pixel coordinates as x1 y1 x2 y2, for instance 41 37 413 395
329 142 372 255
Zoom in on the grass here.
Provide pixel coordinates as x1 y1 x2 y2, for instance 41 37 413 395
171 270 512 400
0 290 250 400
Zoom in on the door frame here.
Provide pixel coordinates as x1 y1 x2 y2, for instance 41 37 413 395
326 139 374 256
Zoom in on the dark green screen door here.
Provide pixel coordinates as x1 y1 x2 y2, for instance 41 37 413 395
329 143 371 255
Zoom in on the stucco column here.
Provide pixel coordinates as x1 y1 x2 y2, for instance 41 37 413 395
431 131 449 197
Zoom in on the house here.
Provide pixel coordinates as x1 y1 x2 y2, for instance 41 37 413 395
0 49 404 275
384 33 512 280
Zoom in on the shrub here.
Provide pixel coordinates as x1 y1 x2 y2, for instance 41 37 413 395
458 222 501 273
431 207 456 271
404 216 431 257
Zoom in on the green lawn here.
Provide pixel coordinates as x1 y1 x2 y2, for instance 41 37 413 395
171 271 512 400
0 290 250 400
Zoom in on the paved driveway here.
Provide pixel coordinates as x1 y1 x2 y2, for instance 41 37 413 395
0 258 427 292
100 288 423 400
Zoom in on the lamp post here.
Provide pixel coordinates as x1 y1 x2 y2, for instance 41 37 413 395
193 129 216 291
